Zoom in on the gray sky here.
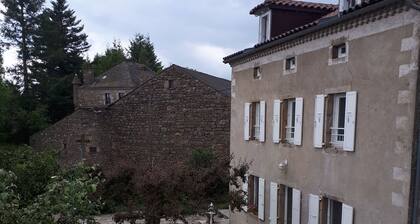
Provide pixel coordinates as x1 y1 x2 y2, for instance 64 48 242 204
2 0 337 80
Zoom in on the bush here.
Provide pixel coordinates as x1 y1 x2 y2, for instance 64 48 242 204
0 145 102 224
0 144 59 205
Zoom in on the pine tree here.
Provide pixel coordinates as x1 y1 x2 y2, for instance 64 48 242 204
0 0 45 96
92 40 127 76
32 0 90 122
128 34 163 73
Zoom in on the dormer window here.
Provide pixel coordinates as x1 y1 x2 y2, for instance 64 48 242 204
259 11 271 43
339 0 361 12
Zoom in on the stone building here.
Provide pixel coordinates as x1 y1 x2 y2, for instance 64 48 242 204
224 0 420 223
31 63 230 176
73 62 155 108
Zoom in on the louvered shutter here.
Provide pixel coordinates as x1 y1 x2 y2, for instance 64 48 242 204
314 95 325 148
273 100 281 143
259 101 266 142
343 92 357 151
258 178 265 220
294 98 304 145
242 175 248 212
269 182 278 224
341 204 353 224
292 189 301 224
244 103 251 141
308 194 320 224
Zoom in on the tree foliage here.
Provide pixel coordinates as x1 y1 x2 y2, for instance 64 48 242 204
128 34 163 73
32 0 90 122
0 82 49 144
0 146 102 224
109 149 249 224
91 40 126 76
0 0 45 95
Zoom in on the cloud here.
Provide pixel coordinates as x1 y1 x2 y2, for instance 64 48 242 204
1 0 338 79
186 42 235 79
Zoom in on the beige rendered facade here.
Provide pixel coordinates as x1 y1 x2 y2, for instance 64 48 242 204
225 0 420 223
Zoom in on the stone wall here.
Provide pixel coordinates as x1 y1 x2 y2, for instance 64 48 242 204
75 87 133 108
31 108 107 167
31 66 231 180
99 67 230 176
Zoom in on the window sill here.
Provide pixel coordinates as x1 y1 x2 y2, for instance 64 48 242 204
283 68 297 75
328 56 348 66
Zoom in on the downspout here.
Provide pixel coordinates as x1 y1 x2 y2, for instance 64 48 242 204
410 4 420 222
412 133 420 224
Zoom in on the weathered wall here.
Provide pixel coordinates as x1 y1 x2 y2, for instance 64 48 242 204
99 68 231 176
31 67 231 181
75 87 133 108
230 8 419 224
30 109 107 167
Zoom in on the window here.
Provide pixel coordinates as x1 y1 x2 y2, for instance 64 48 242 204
319 198 354 224
286 99 296 143
281 186 294 224
331 94 346 147
165 80 176 89
313 92 357 151
88 147 98 154
271 184 301 224
254 67 261 80
251 102 261 140
259 11 271 42
285 57 296 71
332 43 347 59
248 175 260 215
118 92 124 99
104 93 111 105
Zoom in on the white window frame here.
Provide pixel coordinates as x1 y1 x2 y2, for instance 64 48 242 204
286 99 296 143
331 93 346 147
259 11 271 43
337 44 347 59
329 42 349 65
254 67 262 80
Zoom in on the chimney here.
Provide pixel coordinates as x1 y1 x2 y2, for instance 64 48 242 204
82 68 94 85
72 75 82 109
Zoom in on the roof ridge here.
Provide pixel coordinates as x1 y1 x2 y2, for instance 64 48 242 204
251 0 338 14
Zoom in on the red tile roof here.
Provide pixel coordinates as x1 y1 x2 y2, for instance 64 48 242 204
250 0 338 14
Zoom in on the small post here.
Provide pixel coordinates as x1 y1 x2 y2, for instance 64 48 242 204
207 202 216 224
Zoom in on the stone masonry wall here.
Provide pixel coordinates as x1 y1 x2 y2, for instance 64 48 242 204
31 66 231 181
99 68 231 177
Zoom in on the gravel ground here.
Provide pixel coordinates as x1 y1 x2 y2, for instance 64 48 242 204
95 210 230 224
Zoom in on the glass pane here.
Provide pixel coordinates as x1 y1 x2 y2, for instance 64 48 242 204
338 97 346 128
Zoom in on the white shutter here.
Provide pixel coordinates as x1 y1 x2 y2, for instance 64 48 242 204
259 101 266 142
343 91 357 151
308 194 320 224
292 189 301 224
294 97 304 145
273 100 281 143
258 178 265 220
313 95 325 148
341 204 354 224
269 182 278 224
244 103 251 141
242 175 248 212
